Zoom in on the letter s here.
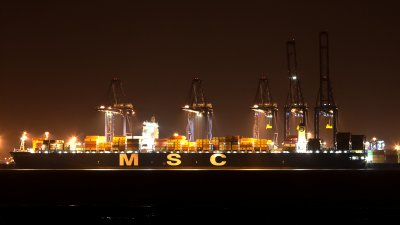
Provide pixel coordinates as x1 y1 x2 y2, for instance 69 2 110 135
167 153 182 166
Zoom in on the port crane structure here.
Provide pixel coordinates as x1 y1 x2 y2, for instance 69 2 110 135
97 78 135 142
314 32 338 147
284 40 308 141
251 76 278 142
182 78 213 142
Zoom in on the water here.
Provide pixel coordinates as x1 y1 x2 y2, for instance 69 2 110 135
0 169 399 224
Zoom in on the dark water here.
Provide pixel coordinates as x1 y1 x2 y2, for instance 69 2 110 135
0 169 399 224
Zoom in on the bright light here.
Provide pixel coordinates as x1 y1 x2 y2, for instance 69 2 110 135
372 137 377 142
173 133 179 137
100 105 105 109
395 145 400 151
69 136 77 145
45 131 50 140
307 132 312 139
253 105 259 108
292 76 297 80
20 132 28 141
184 105 189 109
67 136 77 150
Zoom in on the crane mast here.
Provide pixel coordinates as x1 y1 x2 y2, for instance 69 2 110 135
251 76 278 143
314 32 338 148
182 78 213 141
98 78 135 143
284 40 308 141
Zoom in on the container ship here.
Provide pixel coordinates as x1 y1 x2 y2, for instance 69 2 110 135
9 33 399 169
10 121 369 169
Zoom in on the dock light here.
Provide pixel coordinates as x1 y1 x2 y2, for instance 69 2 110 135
173 133 179 137
45 131 50 140
20 132 27 142
395 145 400 151
253 105 259 108
68 136 77 150
184 105 189 109
69 137 77 145
20 132 28 151
99 105 105 109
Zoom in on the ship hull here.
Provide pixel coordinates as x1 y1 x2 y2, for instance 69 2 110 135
10 152 366 169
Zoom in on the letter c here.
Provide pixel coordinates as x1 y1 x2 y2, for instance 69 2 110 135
210 154 226 166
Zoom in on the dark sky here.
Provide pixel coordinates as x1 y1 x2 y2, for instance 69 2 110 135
1 0 399 156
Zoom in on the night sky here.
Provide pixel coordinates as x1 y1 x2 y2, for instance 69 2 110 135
1 1 399 156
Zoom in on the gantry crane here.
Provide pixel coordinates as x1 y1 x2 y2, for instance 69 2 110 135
284 40 308 141
97 78 135 142
182 78 213 141
314 32 338 148
250 76 278 142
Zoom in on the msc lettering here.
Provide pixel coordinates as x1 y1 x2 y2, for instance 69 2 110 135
119 153 227 167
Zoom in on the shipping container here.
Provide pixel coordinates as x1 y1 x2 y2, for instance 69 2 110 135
307 138 321 150
32 138 45 150
351 135 366 150
336 132 351 150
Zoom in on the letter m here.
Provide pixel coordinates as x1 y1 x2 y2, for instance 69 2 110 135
119 154 139 166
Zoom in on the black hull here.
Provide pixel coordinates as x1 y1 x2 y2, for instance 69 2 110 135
10 152 366 169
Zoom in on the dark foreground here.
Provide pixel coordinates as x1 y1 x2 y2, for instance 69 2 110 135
0 169 399 224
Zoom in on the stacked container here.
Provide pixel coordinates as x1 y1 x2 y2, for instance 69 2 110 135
351 135 366 151
240 138 255 151
154 138 168 151
112 136 127 151
196 139 212 151
218 137 226 151
225 136 240 151
254 139 269 151
336 132 351 150
41 140 65 151
84 136 106 151
127 137 140 151
168 135 187 151
211 137 220 150
188 141 197 151
32 138 45 150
